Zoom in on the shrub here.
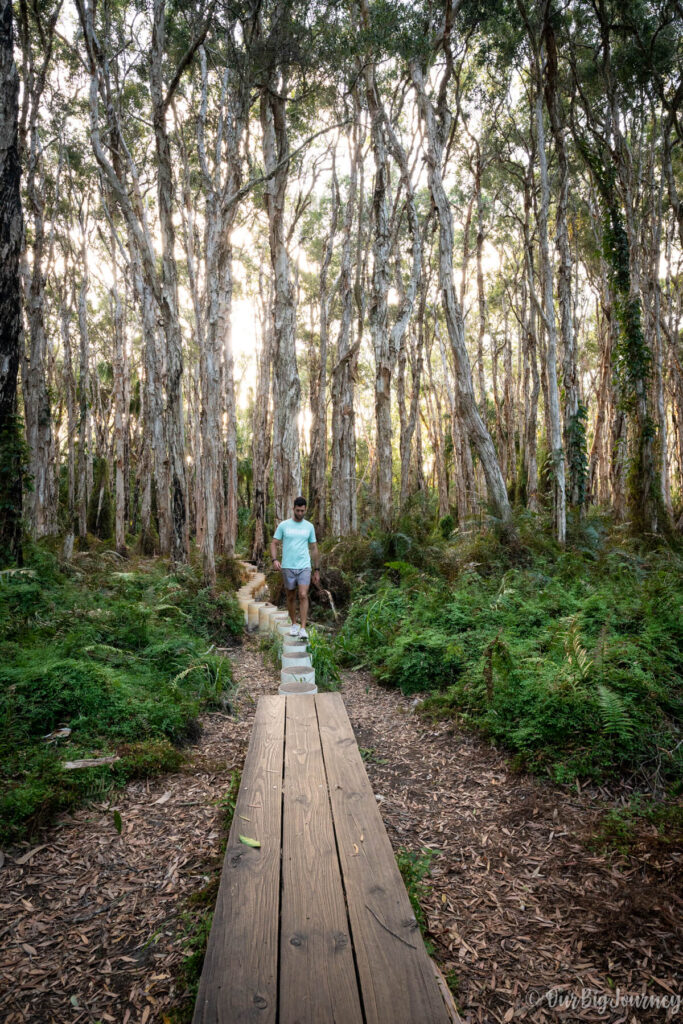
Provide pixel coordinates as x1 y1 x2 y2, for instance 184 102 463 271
337 513 683 790
306 626 341 691
0 548 238 844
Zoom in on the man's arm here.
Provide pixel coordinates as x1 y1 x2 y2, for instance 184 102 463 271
310 541 320 583
270 536 281 570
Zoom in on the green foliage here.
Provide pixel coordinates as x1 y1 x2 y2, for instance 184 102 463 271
335 514 683 788
0 548 238 844
259 631 283 670
576 146 658 530
438 514 455 539
185 587 244 644
590 795 683 857
566 402 589 506
86 457 113 539
395 846 436 954
0 413 29 566
305 626 341 691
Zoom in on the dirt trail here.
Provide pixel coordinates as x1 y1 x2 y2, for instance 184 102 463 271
1 639 681 1024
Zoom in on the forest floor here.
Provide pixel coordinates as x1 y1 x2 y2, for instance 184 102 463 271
1 638 681 1024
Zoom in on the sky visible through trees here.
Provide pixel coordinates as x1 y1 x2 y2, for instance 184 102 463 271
1 0 682 577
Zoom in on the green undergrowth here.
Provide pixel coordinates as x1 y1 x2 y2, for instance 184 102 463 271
0 543 244 846
306 625 341 691
259 630 284 669
395 846 437 955
332 510 683 794
588 793 683 856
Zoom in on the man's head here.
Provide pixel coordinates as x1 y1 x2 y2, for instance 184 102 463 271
293 496 307 521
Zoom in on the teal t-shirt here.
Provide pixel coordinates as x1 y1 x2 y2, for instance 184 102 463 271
274 518 317 569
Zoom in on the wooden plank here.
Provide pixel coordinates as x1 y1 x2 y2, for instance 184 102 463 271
279 695 363 1024
193 696 285 1024
316 692 452 1024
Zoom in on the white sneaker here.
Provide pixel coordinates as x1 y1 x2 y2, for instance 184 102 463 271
289 623 300 636
298 627 308 640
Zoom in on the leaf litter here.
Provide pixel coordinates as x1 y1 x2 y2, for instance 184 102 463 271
341 668 682 1024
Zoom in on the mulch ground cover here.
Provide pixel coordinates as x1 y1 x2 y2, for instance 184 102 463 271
1 637 681 1023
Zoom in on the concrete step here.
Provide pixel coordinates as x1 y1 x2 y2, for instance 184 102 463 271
280 664 315 688
278 678 318 695
282 652 313 670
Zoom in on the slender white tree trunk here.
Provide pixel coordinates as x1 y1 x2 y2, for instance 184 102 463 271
534 80 566 543
331 121 360 537
261 83 301 521
411 59 514 535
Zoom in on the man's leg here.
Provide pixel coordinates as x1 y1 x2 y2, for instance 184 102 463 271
286 584 298 624
298 582 309 631
282 571 298 625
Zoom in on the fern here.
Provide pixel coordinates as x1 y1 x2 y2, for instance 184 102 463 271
0 568 37 586
154 602 191 619
84 643 136 662
562 616 593 682
596 685 635 740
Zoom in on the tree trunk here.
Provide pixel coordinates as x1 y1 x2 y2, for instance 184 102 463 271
410 59 514 536
364 79 393 530
150 0 187 564
588 297 611 505
21 131 56 537
475 151 488 417
309 164 338 536
252 268 274 563
424 333 450 519
534 76 566 543
543 11 581 508
437 321 469 523
75 237 92 541
108 224 127 556
398 328 424 509
0 0 23 563
59 295 76 541
331 119 360 537
261 84 301 522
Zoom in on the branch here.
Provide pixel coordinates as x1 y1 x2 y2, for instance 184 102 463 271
221 120 351 214
162 0 218 111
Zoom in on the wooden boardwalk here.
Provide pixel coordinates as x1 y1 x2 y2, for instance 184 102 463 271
192 692 457 1023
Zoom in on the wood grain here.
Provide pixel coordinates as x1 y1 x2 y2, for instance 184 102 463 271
192 696 285 1024
316 692 452 1024
279 695 363 1024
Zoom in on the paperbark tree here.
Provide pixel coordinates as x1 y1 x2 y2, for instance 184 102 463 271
149 0 188 564
252 264 273 562
330 117 360 537
17 0 61 537
75 0 212 562
533 71 566 543
0 0 24 563
195 44 250 579
359 0 423 529
260 81 301 522
410 34 514 536
308 158 339 536
541 4 582 509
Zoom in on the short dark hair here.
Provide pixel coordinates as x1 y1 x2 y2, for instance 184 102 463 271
293 496 307 508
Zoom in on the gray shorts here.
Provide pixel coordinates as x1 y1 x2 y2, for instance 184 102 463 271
281 568 311 590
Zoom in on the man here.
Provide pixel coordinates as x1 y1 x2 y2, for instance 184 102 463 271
270 496 320 639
